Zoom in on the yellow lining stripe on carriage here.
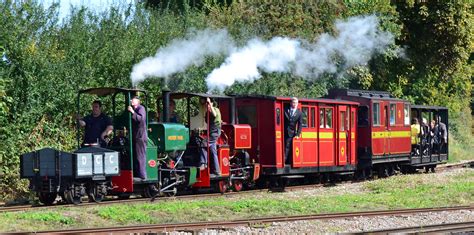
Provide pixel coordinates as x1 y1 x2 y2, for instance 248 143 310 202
372 131 410 139
339 132 346 138
319 132 333 139
302 132 317 138
278 131 337 139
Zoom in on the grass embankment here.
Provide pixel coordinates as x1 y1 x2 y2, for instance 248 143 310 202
0 169 472 232
449 133 474 162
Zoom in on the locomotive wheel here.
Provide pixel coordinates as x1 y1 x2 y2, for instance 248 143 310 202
164 186 178 197
216 180 228 194
143 184 160 198
38 192 57 205
233 180 243 192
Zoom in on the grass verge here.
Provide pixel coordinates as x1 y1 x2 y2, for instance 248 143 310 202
449 133 474 162
0 169 472 232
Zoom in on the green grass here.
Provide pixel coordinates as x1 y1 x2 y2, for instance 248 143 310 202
17 211 74 225
1 169 473 232
449 134 474 162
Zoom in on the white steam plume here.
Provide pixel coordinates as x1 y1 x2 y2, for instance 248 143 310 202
206 37 299 88
206 15 394 90
131 29 235 85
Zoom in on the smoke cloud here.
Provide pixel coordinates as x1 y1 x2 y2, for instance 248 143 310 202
206 37 299 88
207 15 393 90
131 29 235 85
130 15 394 90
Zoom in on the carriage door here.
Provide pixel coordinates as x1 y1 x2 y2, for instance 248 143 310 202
384 103 389 155
275 102 284 168
291 105 305 168
337 106 348 166
349 106 357 164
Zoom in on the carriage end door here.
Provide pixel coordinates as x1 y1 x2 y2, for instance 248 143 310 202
337 106 348 166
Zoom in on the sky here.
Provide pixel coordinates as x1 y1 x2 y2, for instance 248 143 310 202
41 0 135 21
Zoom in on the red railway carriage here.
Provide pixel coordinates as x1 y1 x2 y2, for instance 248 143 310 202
327 89 412 175
234 95 358 177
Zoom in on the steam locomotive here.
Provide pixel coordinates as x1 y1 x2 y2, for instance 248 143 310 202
20 87 448 205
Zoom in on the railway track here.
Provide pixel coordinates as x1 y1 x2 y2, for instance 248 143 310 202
0 183 325 213
27 205 474 234
367 221 474 234
1 160 472 213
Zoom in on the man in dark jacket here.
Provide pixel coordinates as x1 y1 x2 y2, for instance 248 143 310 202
128 96 147 180
77 100 113 147
284 97 303 164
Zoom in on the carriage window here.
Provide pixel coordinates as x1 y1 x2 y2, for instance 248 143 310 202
326 108 333 128
404 104 410 126
302 107 309 128
311 108 316 128
340 111 346 131
372 103 380 126
276 108 281 126
320 109 325 128
358 106 369 127
237 105 257 128
390 104 396 125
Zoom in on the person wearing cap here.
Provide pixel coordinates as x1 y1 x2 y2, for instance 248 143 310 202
77 100 113 147
128 96 147 180
284 97 303 164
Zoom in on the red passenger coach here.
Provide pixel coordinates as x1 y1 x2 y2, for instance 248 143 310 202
234 95 358 178
327 89 412 176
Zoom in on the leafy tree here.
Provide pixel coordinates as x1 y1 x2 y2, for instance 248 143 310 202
0 0 471 200
389 1 472 138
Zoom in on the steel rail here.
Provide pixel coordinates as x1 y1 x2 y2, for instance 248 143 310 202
24 205 474 234
367 221 474 234
1 160 472 213
0 183 326 213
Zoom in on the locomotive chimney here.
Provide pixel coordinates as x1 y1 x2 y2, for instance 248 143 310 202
230 97 236 124
162 86 170 123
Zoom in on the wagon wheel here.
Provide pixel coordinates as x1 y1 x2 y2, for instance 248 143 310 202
64 189 81 205
38 192 57 205
87 186 105 203
216 180 228 194
62 191 72 204
233 180 243 192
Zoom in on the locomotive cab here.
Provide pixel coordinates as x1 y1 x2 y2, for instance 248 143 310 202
158 92 259 193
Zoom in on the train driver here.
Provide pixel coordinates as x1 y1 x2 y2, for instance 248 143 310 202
128 96 148 180
77 100 113 147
